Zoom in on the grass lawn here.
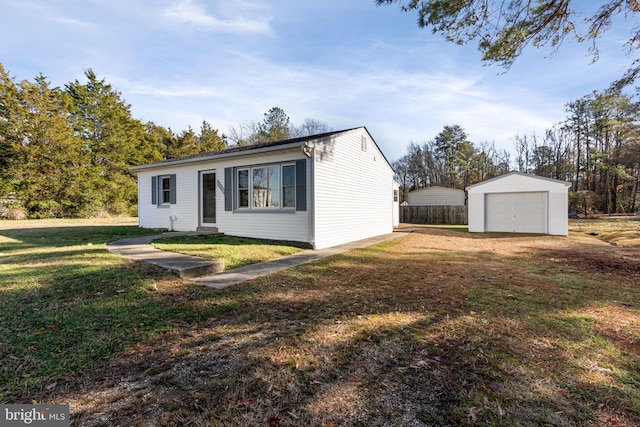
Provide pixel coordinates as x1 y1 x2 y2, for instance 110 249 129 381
569 217 640 247
0 219 233 402
151 234 307 270
1 218 639 426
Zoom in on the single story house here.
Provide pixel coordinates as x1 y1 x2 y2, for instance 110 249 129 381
132 127 400 250
466 172 571 236
407 186 466 206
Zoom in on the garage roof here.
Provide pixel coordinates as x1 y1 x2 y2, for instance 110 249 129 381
465 172 571 191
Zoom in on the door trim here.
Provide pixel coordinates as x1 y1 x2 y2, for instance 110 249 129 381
200 170 217 226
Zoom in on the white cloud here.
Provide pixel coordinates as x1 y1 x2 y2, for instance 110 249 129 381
162 0 271 34
115 48 562 161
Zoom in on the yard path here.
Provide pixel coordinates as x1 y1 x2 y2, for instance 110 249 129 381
109 230 411 288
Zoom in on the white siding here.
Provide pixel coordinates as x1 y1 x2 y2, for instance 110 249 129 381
393 181 400 227
407 187 466 206
547 188 569 236
466 173 569 236
312 129 395 249
137 165 200 231
137 148 310 244
466 192 484 233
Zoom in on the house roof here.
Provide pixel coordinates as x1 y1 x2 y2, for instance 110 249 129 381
131 126 391 171
465 172 572 190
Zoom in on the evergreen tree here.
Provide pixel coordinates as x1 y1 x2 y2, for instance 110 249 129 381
0 64 19 196
378 0 640 87
145 122 177 160
65 69 148 215
2 72 90 216
257 107 291 142
199 120 226 153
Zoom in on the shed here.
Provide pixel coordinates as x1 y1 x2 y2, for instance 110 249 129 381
131 127 399 250
407 186 466 206
466 172 571 236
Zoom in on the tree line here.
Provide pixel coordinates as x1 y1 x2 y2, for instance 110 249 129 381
0 64 325 219
394 89 640 215
393 125 512 202
513 89 640 215
3 61 638 218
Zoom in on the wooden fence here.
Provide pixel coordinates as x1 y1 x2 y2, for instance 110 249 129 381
400 205 468 225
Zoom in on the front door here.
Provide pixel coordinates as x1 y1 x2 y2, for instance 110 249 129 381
201 171 216 225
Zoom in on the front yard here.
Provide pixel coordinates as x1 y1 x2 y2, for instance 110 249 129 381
1 219 639 426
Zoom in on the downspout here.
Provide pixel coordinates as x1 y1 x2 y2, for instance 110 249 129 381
302 143 316 249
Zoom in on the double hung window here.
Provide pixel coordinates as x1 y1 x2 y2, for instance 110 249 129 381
282 165 295 208
236 163 295 210
238 169 249 208
151 174 176 206
161 176 171 204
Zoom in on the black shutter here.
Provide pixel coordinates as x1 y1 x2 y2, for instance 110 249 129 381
224 167 233 211
151 176 157 205
295 159 307 211
169 174 177 204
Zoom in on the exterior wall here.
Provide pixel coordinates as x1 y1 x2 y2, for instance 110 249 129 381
467 192 484 233
407 187 466 206
466 173 570 236
547 187 569 235
393 181 400 227
137 148 310 244
312 129 396 249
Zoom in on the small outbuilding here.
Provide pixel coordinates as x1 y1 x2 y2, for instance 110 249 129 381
407 186 466 206
466 172 571 236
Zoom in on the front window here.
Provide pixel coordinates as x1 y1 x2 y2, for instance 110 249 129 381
237 163 295 210
253 166 280 208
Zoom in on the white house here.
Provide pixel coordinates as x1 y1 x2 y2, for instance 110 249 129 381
132 127 400 250
407 186 466 206
466 172 571 236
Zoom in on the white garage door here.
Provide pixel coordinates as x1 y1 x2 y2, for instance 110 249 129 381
485 192 548 233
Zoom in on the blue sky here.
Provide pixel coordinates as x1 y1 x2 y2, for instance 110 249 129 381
0 0 634 161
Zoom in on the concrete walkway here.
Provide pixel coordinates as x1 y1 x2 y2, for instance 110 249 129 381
108 231 411 289
107 231 224 279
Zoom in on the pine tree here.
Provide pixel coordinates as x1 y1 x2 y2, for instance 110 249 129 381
257 107 291 142
65 69 148 215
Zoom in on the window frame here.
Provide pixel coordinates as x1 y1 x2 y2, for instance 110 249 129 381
152 174 176 207
235 163 296 211
160 175 172 205
237 168 250 209
281 163 296 208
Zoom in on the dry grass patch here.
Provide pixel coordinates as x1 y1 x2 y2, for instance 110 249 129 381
570 218 640 247
4 221 639 426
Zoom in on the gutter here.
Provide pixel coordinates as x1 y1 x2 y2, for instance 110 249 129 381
130 141 306 172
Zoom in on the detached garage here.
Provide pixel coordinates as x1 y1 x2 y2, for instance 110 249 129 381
466 172 571 236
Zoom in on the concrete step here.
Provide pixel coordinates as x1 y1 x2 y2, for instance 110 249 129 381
108 234 224 279
197 226 219 233
157 255 224 279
